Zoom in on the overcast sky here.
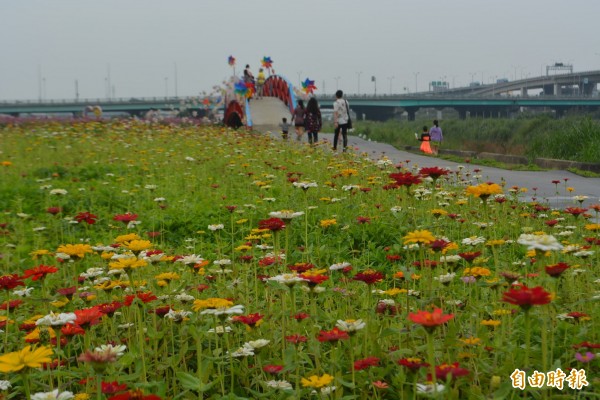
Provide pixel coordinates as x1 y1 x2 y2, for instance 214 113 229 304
1 0 599 101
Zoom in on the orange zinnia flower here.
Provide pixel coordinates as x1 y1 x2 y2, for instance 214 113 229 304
408 308 454 332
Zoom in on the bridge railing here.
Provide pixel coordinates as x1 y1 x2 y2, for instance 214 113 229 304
0 96 204 106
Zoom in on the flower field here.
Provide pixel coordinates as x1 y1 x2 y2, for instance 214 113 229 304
0 119 598 399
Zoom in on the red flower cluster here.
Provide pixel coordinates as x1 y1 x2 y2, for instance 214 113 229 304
389 172 422 188
113 212 138 224
408 308 454 332
419 167 450 181
397 357 429 372
317 327 349 342
353 270 384 285
285 334 308 344
299 274 329 287
23 264 58 281
353 356 380 371
545 262 570 278
564 207 588 217
430 362 470 381
501 285 551 310
288 263 314 273
258 218 286 232
75 306 104 328
124 292 157 306
0 274 24 290
458 251 481 263
232 313 264 328
75 211 98 224
107 390 161 400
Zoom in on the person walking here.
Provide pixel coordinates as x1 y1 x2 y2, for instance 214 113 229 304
304 97 322 146
291 99 305 142
333 90 350 152
418 125 433 154
429 119 443 155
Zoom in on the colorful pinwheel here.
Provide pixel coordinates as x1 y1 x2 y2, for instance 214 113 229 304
261 56 273 70
301 78 317 94
234 80 255 99
228 55 236 66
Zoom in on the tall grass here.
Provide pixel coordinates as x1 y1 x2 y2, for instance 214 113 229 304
340 115 600 163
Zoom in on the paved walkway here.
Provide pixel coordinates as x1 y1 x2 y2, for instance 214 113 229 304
313 132 600 210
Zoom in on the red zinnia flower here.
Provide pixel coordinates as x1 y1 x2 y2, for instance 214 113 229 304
397 357 429 372
23 264 59 281
386 254 402 262
46 207 62 215
408 308 454 332
429 239 450 252
98 301 124 317
389 172 422 188
288 263 314 273
102 381 128 394
376 301 399 315
285 334 308 344
564 207 588 217
75 211 98 225
61 323 86 337
458 251 481 263
0 299 23 310
56 286 77 299
430 362 470 381
258 218 286 232
572 341 600 350
353 356 380 371
232 313 264 328
262 364 284 374
113 212 138 224
317 327 350 342
74 306 104 328
124 292 157 306
353 270 384 285
356 216 371 224
0 274 24 290
501 285 551 310
545 262 570 278
299 274 329 287
293 312 310 321
107 390 161 400
419 167 450 181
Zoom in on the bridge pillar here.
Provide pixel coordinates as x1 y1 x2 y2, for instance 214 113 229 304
521 87 527 97
458 109 467 120
406 109 416 121
554 83 560 96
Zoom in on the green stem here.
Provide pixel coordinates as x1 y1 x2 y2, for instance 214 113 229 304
426 332 437 394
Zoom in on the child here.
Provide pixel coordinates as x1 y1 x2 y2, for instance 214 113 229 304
256 68 266 98
418 125 433 154
279 117 291 140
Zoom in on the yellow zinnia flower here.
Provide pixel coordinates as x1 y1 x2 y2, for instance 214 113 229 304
30 249 52 259
0 345 53 373
585 223 600 231
114 233 141 244
192 298 233 311
108 257 148 271
301 373 334 388
320 219 337 228
403 229 435 245
125 240 152 253
481 319 502 327
56 243 93 259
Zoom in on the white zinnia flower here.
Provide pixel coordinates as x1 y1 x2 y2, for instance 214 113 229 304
266 380 293 389
200 304 244 316
247 339 270 349
208 224 224 231
335 319 366 333
517 233 563 251
175 254 204 265
49 189 68 196
269 210 304 219
329 262 351 271
13 286 34 297
267 274 305 286
36 312 77 326
94 344 127 358
0 380 11 390
31 390 74 400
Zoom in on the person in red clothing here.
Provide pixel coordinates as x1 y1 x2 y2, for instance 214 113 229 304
418 125 433 154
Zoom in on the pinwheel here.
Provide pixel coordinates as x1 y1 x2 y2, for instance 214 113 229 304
234 80 255 99
228 55 236 66
261 56 273 70
301 78 317 94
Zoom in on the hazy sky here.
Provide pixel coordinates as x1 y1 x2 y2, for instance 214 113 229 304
1 0 599 101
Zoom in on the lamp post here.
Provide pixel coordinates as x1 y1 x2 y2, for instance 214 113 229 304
356 71 363 95
75 79 79 101
469 72 476 85
334 76 341 91
164 77 168 98
174 62 178 98
371 75 377 96
387 76 395 95
413 72 420 93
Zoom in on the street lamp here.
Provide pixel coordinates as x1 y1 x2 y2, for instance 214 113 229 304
387 76 395 95
413 72 420 93
164 77 168 98
356 71 363 95
469 72 476 85
371 75 377 96
334 76 341 91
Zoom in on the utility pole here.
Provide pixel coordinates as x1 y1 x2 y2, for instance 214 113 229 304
75 79 79 101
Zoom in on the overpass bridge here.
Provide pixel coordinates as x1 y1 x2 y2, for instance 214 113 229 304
1 69 599 122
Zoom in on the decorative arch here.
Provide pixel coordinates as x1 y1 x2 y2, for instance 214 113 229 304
224 100 244 128
263 75 296 114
